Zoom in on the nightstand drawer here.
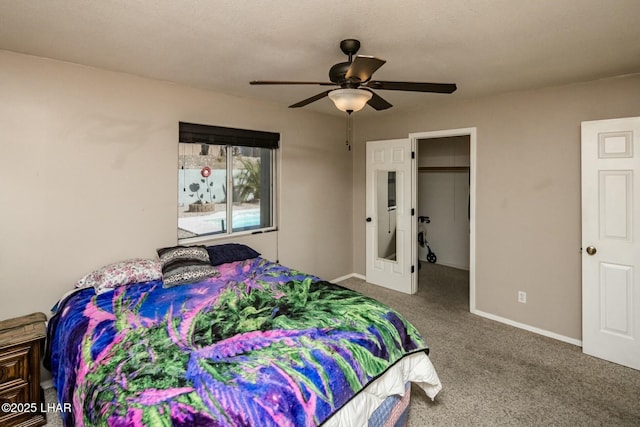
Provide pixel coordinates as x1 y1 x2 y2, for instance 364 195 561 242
0 382 32 426
0 346 30 387
0 382 29 406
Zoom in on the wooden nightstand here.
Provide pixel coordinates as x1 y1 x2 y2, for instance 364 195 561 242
0 312 47 427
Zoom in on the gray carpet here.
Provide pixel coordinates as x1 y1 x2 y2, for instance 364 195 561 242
339 263 640 426
44 263 640 426
43 387 63 427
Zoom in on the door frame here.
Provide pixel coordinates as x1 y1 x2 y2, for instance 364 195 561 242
409 127 477 311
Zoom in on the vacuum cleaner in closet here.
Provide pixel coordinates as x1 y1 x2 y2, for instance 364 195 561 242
418 216 437 264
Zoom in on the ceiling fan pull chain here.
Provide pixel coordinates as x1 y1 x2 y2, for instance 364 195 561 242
346 113 352 151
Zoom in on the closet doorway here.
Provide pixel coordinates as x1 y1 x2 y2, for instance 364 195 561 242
410 129 476 311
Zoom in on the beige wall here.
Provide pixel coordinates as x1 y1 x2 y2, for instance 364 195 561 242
0 50 352 319
353 74 640 340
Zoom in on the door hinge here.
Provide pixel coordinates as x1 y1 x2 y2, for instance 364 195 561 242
411 208 415 216
411 151 415 159
411 265 415 273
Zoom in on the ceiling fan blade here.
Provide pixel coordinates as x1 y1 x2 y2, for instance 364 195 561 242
289 90 333 108
365 80 457 93
363 89 393 110
250 80 335 86
345 56 386 82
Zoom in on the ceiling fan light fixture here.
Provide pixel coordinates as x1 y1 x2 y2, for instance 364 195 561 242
328 88 372 113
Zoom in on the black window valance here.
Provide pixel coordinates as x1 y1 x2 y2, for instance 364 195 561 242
179 122 279 149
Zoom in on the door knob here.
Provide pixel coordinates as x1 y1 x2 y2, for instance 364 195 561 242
366 217 372 222
586 246 597 255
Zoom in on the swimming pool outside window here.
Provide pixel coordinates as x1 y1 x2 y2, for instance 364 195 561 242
178 123 278 242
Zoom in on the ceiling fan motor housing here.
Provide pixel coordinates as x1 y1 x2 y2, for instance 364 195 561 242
330 62 358 86
331 39 362 86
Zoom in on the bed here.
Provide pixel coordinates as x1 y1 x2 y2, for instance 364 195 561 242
45 244 441 426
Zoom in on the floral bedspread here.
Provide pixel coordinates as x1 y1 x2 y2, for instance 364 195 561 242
45 258 429 426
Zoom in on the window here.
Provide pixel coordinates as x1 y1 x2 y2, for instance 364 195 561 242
178 122 278 242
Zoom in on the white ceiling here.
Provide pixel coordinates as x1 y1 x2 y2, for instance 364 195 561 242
1 0 639 116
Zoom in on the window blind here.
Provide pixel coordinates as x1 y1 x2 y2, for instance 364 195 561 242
179 122 279 149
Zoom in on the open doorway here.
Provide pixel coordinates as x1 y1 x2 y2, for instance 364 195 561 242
410 128 476 311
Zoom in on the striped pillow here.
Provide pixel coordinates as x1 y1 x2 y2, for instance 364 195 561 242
157 245 217 287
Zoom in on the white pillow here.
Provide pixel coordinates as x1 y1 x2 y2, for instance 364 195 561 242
75 258 162 294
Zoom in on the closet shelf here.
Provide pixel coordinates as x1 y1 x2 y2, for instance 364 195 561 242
418 166 469 172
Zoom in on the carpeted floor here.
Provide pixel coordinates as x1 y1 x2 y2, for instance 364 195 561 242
43 387 63 427
339 263 640 426
44 262 640 426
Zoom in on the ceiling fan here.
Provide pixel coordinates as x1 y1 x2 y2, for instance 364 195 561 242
250 39 457 113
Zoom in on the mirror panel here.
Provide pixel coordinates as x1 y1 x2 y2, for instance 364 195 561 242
377 171 397 261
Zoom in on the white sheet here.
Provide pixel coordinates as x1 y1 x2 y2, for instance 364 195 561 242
324 351 442 427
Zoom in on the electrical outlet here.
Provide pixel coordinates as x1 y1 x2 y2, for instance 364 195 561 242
518 291 527 303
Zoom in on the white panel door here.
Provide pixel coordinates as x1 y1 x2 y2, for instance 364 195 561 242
582 116 640 370
366 138 415 294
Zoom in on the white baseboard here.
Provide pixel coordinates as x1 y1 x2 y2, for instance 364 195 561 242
41 379 53 390
331 272 365 283
472 309 582 347
336 272 581 348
